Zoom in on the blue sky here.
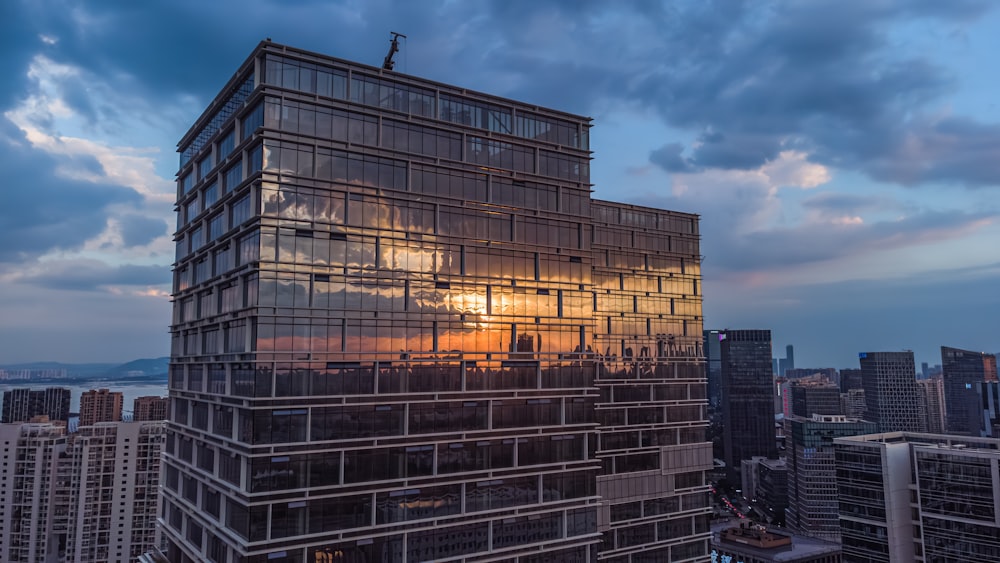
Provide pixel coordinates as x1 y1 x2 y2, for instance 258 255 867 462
1 0 999 368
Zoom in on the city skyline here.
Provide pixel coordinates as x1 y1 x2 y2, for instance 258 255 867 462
3 1 1000 367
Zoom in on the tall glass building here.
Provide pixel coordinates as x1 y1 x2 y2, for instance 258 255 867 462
941 346 997 435
162 40 709 563
719 329 777 480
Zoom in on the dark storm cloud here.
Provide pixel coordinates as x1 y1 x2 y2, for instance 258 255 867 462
649 143 697 173
0 120 140 264
14 260 170 291
7 0 998 190
630 0 1000 186
117 214 169 248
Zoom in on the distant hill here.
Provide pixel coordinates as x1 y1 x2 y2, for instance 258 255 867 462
0 362 117 377
106 357 170 377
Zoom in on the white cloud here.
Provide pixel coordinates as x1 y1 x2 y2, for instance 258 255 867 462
3 54 176 263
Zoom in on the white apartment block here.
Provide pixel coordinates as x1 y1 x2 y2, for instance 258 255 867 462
0 420 164 562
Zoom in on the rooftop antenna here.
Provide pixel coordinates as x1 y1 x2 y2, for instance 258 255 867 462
382 32 406 71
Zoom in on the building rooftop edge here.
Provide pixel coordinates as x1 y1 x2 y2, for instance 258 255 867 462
179 39 594 150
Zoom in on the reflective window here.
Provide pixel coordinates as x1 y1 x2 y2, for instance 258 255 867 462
351 74 434 118
218 128 235 160
180 73 253 166
224 160 242 193
242 102 264 140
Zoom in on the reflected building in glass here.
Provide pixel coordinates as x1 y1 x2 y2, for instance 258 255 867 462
162 40 708 563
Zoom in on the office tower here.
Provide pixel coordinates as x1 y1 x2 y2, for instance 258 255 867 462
785 368 836 380
0 420 68 562
785 345 794 373
162 40 709 563
65 421 165 562
721 330 777 479
858 351 926 433
942 346 998 435
921 361 929 379
840 388 865 419
740 456 765 503
132 396 170 421
835 432 1000 562
786 415 875 541
591 202 711 561
790 380 841 417
979 381 1000 437
704 330 722 412
916 377 945 433
754 458 788 525
772 358 779 378
775 378 791 418
838 368 863 393
1 387 71 423
79 389 123 426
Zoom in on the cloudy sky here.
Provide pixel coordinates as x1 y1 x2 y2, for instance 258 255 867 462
2 0 999 368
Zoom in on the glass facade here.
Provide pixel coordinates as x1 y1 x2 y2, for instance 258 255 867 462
720 329 777 480
164 41 707 563
941 346 997 435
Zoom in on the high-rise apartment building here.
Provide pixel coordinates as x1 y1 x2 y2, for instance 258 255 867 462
858 351 926 433
1 387 71 423
786 415 874 541
162 40 709 563
79 389 123 426
835 432 1000 562
942 346 997 435
0 420 165 562
132 396 170 421
65 421 165 562
0 420 68 562
720 329 777 478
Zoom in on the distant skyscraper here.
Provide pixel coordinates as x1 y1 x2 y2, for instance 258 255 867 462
786 414 875 541
790 380 841 417
79 389 123 427
979 381 1000 437
721 329 777 479
838 368 863 393
705 329 723 412
942 346 998 435
917 377 945 434
132 396 169 421
840 388 866 419
835 432 1000 562
786 345 795 373
1 387 71 423
859 351 926 433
